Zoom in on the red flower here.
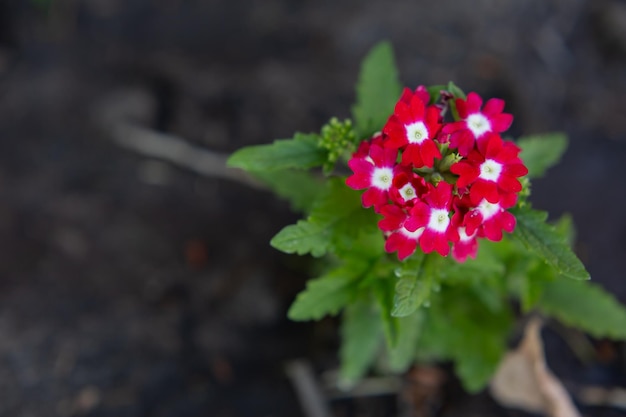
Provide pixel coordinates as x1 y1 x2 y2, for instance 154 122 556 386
449 210 479 262
450 133 528 205
346 143 398 211
382 89 442 168
404 182 455 256
379 204 424 260
389 169 427 208
443 92 514 156
463 193 518 242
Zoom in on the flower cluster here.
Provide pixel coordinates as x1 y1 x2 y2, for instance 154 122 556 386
346 88 528 262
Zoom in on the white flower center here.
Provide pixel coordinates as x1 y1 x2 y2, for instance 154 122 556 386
371 167 393 190
477 199 501 220
400 226 424 240
479 159 503 182
398 183 417 202
427 208 450 233
404 121 429 144
458 226 476 242
466 113 491 138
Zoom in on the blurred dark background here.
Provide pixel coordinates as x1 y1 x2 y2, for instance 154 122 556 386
0 0 625 416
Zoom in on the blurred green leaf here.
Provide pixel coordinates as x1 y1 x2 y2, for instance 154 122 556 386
352 42 402 138
511 207 590 280
252 170 323 213
538 279 626 339
228 133 326 172
288 261 370 321
517 133 568 178
340 297 382 387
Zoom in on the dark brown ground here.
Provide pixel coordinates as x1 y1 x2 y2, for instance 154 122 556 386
1 1 626 416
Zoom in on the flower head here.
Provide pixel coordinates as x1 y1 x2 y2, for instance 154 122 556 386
382 89 442 168
443 92 514 156
346 142 398 211
450 133 528 205
347 86 528 262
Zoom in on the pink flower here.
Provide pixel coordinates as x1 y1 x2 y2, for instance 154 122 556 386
382 89 442 168
463 193 518 242
449 210 479 262
450 133 528 205
346 143 398 211
443 92 514 156
389 169 427 208
379 205 424 260
405 182 455 256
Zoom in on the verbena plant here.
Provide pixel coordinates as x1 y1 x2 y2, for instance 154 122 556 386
228 42 626 392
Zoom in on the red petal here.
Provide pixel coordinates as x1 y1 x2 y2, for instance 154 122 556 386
401 144 424 167
450 162 479 187
419 140 442 168
429 182 453 208
409 95 426 118
503 163 528 178
434 235 450 257
415 85 431 106
482 98 505 116
346 173 371 190
498 175 522 193
491 113 513 132
397 237 417 260
499 210 516 233
406 203 429 231
378 205 407 231
470 180 500 205
419 229 436 253
483 133 503 158
399 88 413 104
465 92 483 113
394 101 413 123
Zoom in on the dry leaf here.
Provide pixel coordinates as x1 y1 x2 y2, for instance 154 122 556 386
490 318 581 417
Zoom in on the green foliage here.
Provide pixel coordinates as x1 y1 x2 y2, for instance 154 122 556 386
417 285 513 392
227 41 621 397
518 133 568 178
352 42 402 138
251 170 323 213
340 297 383 386
288 260 371 321
387 311 423 372
270 177 377 257
391 253 436 317
538 279 626 339
227 133 327 171
511 207 590 280
319 118 358 174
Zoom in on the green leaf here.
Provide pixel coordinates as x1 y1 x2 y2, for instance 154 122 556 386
288 262 370 321
517 133 568 178
446 81 466 99
270 220 329 257
446 81 466 121
227 133 327 172
511 207 590 280
271 178 375 257
388 311 423 372
426 84 446 104
416 286 512 392
371 274 399 348
538 279 626 340
352 42 402 138
391 253 436 317
252 170 323 213
340 297 382 387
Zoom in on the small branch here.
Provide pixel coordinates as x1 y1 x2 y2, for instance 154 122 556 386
285 360 332 417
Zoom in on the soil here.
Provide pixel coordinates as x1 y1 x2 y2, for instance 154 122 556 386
1 1 625 416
